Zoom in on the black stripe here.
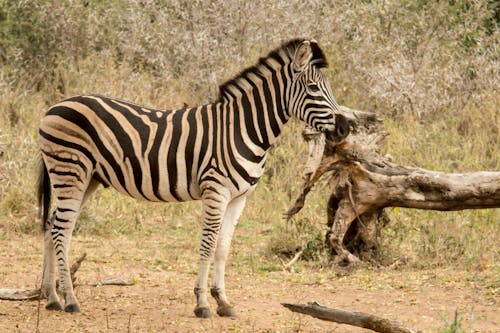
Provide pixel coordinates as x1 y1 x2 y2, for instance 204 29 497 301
209 104 221 181
92 170 110 187
53 184 74 189
307 112 334 125
57 207 76 213
184 108 197 197
49 169 83 183
55 216 69 223
261 76 281 138
52 224 68 230
166 110 184 201
218 104 238 189
273 68 288 124
197 106 210 174
147 110 169 201
236 84 263 149
248 78 270 149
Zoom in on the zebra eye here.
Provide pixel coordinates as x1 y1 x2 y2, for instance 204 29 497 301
308 83 320 93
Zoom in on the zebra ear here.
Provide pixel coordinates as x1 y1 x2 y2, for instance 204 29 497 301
293 40 313 72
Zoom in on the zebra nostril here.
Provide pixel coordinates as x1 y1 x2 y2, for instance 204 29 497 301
335 114 350 139
336 125 347 138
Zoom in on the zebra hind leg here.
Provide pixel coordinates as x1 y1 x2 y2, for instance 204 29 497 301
48 179 91 313
42 179 98 312
211 195 247 317
42 213 63 311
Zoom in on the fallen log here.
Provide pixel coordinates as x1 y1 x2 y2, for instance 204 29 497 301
287 106 500 264
282 302 420 333
0 253 133 301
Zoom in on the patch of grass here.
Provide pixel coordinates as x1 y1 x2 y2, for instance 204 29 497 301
381 208 499 268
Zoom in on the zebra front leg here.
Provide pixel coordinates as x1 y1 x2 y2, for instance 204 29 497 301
211 195 247 317
194 189 229 318
42 214 63 311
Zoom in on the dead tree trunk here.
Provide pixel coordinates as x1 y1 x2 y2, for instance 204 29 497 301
286 106 500 265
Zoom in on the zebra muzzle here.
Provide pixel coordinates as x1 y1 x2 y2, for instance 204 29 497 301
325 114 350 143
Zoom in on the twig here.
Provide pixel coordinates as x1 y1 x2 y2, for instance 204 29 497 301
128 313 133 333
282 248 304 273
70 253 87 285
37 247 47 333
82 279 134 287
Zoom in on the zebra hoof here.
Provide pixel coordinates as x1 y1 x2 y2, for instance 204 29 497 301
194 307 212 318
217 306 236 317
45 301 63 311
64 303 81 313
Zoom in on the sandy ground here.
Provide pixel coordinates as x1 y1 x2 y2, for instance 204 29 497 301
0 234 497 332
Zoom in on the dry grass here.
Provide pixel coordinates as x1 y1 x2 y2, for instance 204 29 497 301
0 0 498 271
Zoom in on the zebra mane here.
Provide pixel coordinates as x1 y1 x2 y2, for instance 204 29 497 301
218 38 328 100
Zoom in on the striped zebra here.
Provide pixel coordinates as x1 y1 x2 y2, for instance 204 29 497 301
37 39 350 318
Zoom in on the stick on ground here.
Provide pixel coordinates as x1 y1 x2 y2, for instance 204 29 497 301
282 302 420 333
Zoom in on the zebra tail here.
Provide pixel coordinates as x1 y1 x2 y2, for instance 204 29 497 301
36 156 51 232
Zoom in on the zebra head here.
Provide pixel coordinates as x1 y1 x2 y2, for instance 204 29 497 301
288 40 349 142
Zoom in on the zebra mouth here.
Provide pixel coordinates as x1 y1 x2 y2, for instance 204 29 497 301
324 114 350 143
324 129 339 142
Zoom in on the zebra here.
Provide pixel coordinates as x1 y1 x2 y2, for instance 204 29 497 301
36 38 350 318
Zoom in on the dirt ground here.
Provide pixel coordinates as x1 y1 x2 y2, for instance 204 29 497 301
0 234 498 333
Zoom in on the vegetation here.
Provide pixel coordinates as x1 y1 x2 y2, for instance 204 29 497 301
0 0 498 274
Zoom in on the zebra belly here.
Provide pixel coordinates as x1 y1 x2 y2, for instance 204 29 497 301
93 160 202 203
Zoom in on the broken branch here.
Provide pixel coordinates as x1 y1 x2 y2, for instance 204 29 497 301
282 248 304 273
282 302 420 333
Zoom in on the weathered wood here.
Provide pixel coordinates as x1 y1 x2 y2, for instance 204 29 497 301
287 106 500 264
84 278 134 287
0 288 41 301
282 302 419 333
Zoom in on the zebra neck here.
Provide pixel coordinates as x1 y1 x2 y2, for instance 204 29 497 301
222 78 290 154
